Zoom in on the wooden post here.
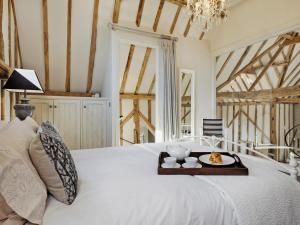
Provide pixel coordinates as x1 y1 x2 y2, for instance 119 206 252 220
42 0 49 90
119 99 123 145
270 103 277 159
65 0 72 92
238 104 242 152
133 100 140 143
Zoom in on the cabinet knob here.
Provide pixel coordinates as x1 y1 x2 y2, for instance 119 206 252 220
49 105 53 109
83 106 87 109
54 105 57 108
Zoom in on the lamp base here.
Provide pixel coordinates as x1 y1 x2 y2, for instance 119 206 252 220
14 103 35 121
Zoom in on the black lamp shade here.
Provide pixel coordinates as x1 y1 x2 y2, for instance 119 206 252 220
3 69 43 93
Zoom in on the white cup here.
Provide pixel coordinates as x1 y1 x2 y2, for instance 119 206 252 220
185 157 198 167
164 157 177 167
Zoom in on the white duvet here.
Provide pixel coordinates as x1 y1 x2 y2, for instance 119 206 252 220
43 143 300 225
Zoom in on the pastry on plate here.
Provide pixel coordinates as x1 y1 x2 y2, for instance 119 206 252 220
209 152 223 164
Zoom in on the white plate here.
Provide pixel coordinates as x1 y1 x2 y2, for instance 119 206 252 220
199 154 235 166
182 163 202 168
161 163 181 168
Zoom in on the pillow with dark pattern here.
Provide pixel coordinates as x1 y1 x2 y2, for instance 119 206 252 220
40 121 62 141
29 125 78 205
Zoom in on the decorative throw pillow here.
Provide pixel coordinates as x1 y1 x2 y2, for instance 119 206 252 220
29 124 78 205
0 148 47 225
39 121 61 141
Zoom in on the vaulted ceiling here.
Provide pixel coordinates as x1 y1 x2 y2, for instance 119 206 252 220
12 0 244 94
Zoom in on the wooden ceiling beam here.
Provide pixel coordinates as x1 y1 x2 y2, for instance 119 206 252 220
65 0 72 92
120 44 135 94
248 44 285 91
169 5 181 34
112 0 121 24
153 0 165 32
42 0 49 90
183 16 192 37
199 32 205 40
284 36 300 45
11 0 22 67
136 0 145 27
217 38 284 92
165 0 186 6
135 47 152 93
86 0 100 93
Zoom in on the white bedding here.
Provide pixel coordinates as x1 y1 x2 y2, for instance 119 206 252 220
43 143 300 225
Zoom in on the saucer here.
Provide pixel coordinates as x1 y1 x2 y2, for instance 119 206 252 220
161 163 181 168
182 163 202 168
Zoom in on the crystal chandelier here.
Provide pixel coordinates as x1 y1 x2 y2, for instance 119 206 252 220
186 0 229 31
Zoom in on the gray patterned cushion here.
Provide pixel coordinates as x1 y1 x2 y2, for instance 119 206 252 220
40 121 61 141
29 123 78 205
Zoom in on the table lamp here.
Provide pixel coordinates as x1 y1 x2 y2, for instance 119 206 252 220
3 69 44 120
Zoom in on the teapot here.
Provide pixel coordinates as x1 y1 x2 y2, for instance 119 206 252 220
166 144 191 160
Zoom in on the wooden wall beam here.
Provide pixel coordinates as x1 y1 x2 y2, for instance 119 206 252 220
135 47 152 93
139 110 155 134
153 0 165 32
0 0 4 120
120 44 135 93
240 110 270 141
112 0 121 24
120 93 155 100
148 75 155 94
133 100 140 143
217 85 300 101
277 43 296 87
270 103 277 145
169 5 181 34
136 0 145 27
216 51 233 80
120 110 135 127
29 91 92 97
86 0 100 93
65 0 72 92
42 0 49 90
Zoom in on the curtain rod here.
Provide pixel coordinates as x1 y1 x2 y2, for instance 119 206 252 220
108 23 178 42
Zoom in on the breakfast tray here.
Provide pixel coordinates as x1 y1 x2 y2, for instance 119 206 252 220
158 152 249 176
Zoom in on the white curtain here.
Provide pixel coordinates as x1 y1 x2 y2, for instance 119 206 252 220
159 39 179 141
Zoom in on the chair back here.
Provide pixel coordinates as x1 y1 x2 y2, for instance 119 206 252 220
203 119 223 137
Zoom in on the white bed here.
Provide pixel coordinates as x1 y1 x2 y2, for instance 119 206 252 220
43 142 300 225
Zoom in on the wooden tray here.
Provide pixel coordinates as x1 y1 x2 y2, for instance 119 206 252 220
158 152 249 176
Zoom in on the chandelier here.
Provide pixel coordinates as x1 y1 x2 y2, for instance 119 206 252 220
186 0 229 31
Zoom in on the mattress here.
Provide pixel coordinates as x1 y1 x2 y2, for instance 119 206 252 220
42 142 300 225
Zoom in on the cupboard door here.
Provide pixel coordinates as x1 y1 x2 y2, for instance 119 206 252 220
81 100 107 149
31 99 54 124
53 100 81 150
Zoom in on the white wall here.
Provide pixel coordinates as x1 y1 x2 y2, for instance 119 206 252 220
208 0 300 55
177 38 213 135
